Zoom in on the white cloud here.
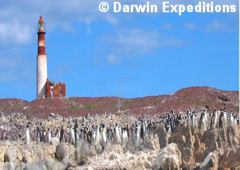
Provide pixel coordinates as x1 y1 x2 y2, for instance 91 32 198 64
0 56 20 68
0 0 119 45
161 23 173 31
106 54 122 64
0 72 18 82
100 28 184 64
0 54 34 82
204 20 235 32
0 22 32 45
0 0 237 45
184 23 197 30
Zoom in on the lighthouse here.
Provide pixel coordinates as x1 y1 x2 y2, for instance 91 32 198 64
37 16 48 98
36 16 66 99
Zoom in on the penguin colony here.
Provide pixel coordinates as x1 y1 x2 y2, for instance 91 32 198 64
0 109 239 153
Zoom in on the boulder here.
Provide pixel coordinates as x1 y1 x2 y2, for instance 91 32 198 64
156 124 168 148
143 134 156 150
52 162 66 170
4 162 15 170
0 148 5 162
45 145 56 157
200 151 219 170
23 161 47 170
4 148 17 162
126 137 135 153
152 143 182 170
50 137 60 146
22 150 33 163
219 146 240 168
55 144 69 161
44 158 56 170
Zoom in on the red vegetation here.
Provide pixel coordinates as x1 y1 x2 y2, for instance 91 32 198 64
0 86 238 118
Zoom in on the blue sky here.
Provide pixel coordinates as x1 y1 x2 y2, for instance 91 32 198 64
0 0 238 101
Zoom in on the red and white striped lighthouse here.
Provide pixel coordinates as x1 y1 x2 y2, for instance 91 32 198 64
37 16 48 99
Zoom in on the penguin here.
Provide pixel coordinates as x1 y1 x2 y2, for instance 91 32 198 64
140 120 146 140
193 111 199 128
79 128 85 140
114 123 122 144
70 124 75 145
238 112 240 125
95 125 101 145
26 124 30 145
121 127 128 148
170 115 175 133
234 115 238 126
55 127 61 139
60 126 65 143
80 133 90 159
36 126 41 143
100 123 107 145
219 111 227 128
91 125 97 146
75 127 80 147
211 110 219 129
47 128 52 143
42 129 47 143
176 113 182 127
199 111 207 133
134 121 141 148
165 121 172 133
229 112 235 126
84 126 91 144
107 127 113 143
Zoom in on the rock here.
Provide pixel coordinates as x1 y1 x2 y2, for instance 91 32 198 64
36 150 44 161
50 137 60 146
109 153 117 160
17 150 23 162
143 134 155 150
152 143 182 170
153 134 160 151
219 146 240 168
4 148 17 162
55 144 69 161
95 143 103 154
62 156 69 165
88 145 97 157
4 162 15 170
200 151 219 170
44 158 56 170
35 161 47 170
22 150 33 163
52 162 66 170
156 124 169 148
45 145 56 157
144 160 152 169
0 148 5 162
23 161 47 170
76 143 89 165
126 137 136 153
169 125 196 164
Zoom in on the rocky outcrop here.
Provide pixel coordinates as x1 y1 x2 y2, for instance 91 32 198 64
219 146 240 168
166 124 240 169
55 144 69 161
0 114 239 169
152 143 182 170
200 151 219 170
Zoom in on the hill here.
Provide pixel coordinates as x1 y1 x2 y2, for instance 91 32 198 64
0 86 238 118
